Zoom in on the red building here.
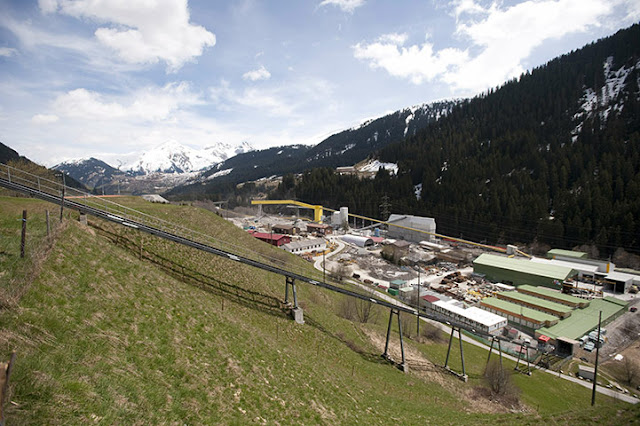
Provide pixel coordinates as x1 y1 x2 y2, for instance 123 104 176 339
249 231 291 247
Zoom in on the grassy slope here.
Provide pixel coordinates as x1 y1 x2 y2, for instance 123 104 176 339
1 196 638 424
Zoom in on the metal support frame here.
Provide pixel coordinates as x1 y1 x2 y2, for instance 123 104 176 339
486 336 504 369
382 309 407 372
284 276 298 308
444 327 468 381
514 342 532 375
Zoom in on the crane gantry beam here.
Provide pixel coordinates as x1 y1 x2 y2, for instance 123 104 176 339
251 199 324 223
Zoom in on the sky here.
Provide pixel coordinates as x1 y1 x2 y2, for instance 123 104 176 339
0 0 638 167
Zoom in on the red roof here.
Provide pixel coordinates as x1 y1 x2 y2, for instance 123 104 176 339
250 232 289 241
422 295 440 303
538 335 551 343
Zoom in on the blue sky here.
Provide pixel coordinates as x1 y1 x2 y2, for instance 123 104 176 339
0 0 638 166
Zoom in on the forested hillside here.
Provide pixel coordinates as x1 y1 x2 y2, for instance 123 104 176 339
166 101 456 201
284 24 640 256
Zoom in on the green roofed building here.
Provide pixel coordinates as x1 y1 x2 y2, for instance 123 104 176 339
496 291 574 319
517 284 589 308
547 249 588 260
536 297 628 342
473 253 576 288
479 297 559 330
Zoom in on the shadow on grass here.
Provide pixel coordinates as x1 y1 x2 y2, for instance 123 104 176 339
302 314 389 366
92 223 289 320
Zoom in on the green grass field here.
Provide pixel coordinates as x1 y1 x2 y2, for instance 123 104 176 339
1 196 639 424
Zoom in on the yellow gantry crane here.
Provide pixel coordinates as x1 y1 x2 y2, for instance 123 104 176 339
251 199 325 223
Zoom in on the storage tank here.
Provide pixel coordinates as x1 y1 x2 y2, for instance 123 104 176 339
340 207 349 225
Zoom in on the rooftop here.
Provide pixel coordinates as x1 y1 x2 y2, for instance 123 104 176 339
282 238 325 250
537 297 627 340
434 300 506 328
250 232 289 241
517 284 588 306
474 253 575 280
530 257 599 273
480 297 559 324
547 249 588 259
497 291 573 314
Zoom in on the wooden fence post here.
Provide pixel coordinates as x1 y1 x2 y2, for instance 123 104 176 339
20 210 27 258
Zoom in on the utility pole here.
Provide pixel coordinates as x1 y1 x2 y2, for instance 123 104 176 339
591 310 602 406
323 250 326 285
416 266 421 336
56 173 66 222
20 210 27 258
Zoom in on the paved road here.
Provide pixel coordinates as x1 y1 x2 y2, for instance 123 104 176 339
311 238 638 405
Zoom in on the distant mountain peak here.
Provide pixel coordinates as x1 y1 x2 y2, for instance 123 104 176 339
122 140 254 175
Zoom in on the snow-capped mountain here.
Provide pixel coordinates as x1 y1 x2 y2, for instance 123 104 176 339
122 140 253 175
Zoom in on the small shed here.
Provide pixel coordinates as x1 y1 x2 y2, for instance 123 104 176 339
390 279 409 289
272 224 298 235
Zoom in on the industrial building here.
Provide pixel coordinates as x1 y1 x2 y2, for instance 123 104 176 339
306 223 332 236
496 291 574 319
535 297 627 343
272 224 298 235
473 253 577 288
517 285 589 308
282 238 326 254
479 297 560 330
249 232 291 247
386 214 436 243
430 300 507 335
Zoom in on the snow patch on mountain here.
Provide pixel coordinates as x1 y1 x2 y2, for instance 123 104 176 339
359 160 398 175
572 56 639 141
206 168 233 180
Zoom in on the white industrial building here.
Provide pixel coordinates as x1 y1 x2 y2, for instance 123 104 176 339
387 214 436 243
282 238 326 254
430 300 507 335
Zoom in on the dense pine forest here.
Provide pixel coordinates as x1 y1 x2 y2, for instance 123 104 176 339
280 24 640 257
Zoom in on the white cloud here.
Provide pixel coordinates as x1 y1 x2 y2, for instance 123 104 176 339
31 114 59 124
50 82 202 121
354 35 468 85
39 0 216 71
243 66 271 81
354 0 623 93
319 0 366 13
210 77 335 118
0 47 17 57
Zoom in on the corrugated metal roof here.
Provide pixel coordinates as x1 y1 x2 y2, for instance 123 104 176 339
517 284 587 305
537 298 627 340
480 297 559 323
548 249 588 259
474 253 575 280
497 291 573 314
530 257 599 273
282 238 325 250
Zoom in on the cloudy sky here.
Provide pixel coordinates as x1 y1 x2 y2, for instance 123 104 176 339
0 0 638 166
